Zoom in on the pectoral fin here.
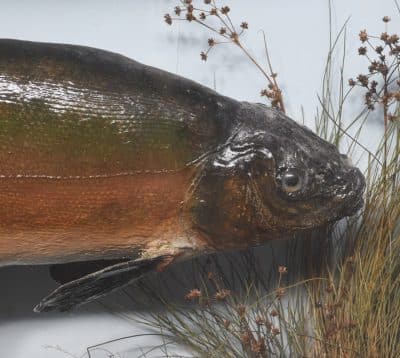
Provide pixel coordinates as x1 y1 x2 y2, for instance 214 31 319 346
49 258 132 285
34 254 172 313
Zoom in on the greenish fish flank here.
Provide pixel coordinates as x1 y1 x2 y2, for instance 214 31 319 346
0 100 193 176
0 75 203 177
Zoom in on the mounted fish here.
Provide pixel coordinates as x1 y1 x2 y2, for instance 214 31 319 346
0 39 365 312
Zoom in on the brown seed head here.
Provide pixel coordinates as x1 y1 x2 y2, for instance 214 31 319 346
255 316 266 325
348 78 356 86
389 34 399 45
219 27 227 35
383 16 391 23
174 6 181 16
271 327 280 336
204 0 211 4
381 32 390 43
366 97 375 110
358 46 367 55
265 320 272 330
391 45 400 55
199 12 206 20
230 32 239 43
260 89 275 98
370 80 378 91
271 98 279 107
186 12 196 21
164 14 172 25
375 45 384 54
223 319 231 329
185 288 202 300
359 29 368 42
240 21 249 29
393 92 400 101
357 74 369 87
200 51 208 61
278 265 288 274
270 309 279 317
210 8 217 15
215 289 231 301
208 38 216 46
368 61 378 73
237 304 246 318
276 287 286 299
221 6 230 14
240 332 251 345
251 339 266 354
187 4 194 13
378 63 388 75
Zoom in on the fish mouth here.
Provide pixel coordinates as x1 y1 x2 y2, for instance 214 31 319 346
335 167 366 217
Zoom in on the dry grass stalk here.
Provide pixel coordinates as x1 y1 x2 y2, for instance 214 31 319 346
165 0 286 112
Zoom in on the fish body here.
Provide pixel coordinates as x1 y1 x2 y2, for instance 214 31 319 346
0 39 365 311
0 39 226 266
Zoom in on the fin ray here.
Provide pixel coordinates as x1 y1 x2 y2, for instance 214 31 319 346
35 255 170 312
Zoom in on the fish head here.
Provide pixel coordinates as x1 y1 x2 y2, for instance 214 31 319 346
190 103 365 247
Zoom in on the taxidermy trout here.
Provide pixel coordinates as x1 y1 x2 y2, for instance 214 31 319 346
0 39 365 312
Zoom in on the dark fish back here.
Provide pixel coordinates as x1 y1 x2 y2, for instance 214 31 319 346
0 39 236 177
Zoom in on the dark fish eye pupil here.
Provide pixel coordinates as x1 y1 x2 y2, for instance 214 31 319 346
284 173 299 187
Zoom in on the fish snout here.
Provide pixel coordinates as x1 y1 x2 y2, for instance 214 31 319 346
340 153 353 167
336 167 366 216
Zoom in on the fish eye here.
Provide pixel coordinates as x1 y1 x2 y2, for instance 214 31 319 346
282 171 302 193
